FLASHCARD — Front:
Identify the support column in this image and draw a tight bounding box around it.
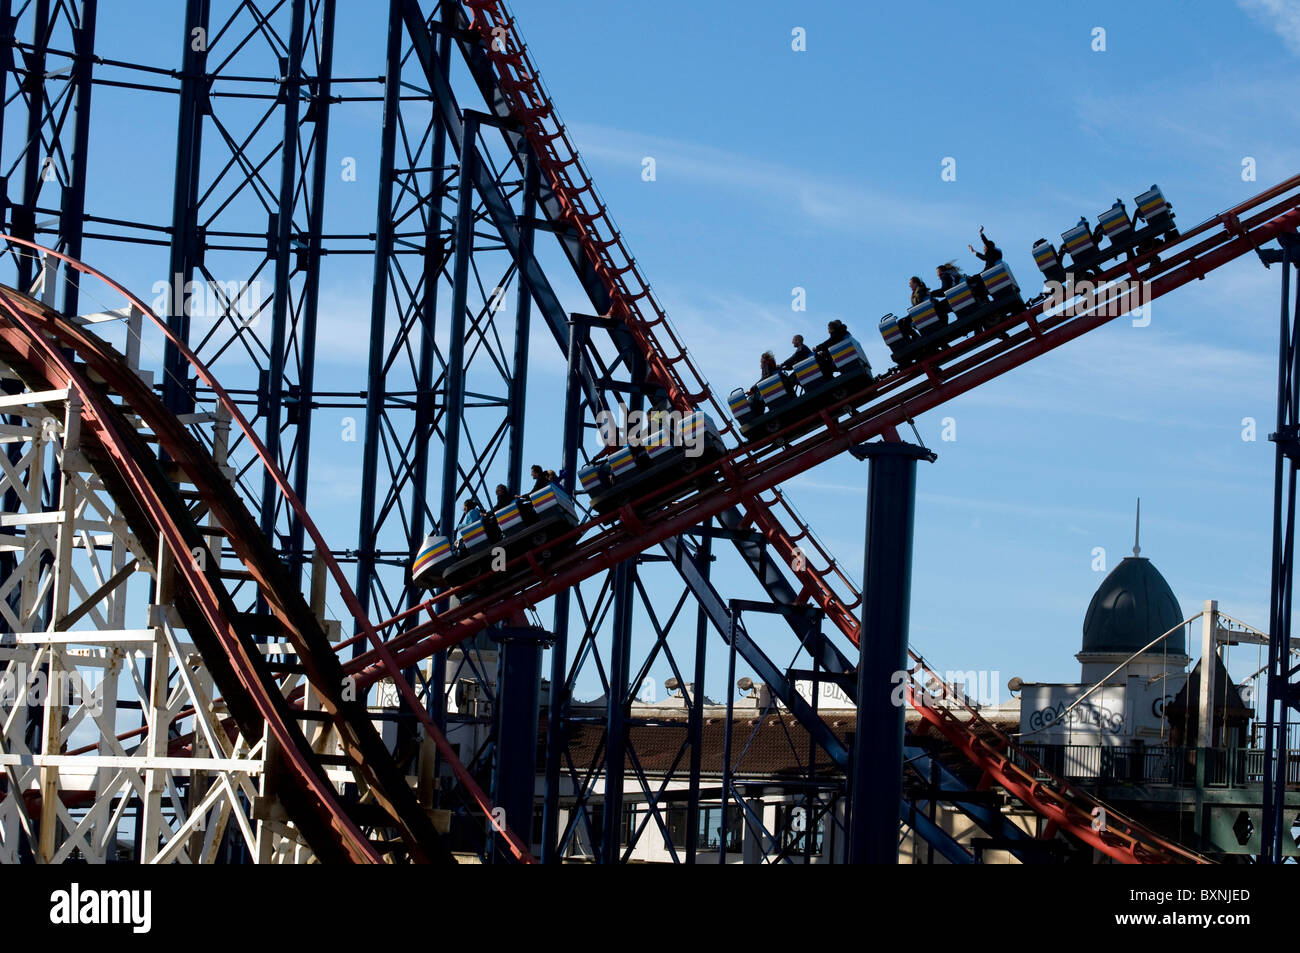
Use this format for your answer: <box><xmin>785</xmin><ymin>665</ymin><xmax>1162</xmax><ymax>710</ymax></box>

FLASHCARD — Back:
<box><xmin>258</xmin><ymin>0</ymin><xmax>306</xmax><ymax>553</ymax></box>
<box><xmin>505</xmin><ymin>152</ymin><xmax>538</xmax><ymax>493</ymax></box>
<box><xmin>162</xmin><ymin>0</ymin><xmax>210</xmax><ymax>415</ymax></box>
<box><xmin>1194</xmin><ymin>599</ymin><xmax>1217</xmax><ymax>843</ymax></box>
<box><xmin>491</xmin><ymin>625</ymin><xmax>547</xmax><ymax>862</ymax></box>
<box><xmin>684</xmin><ymin>521</ymin><xmax>710</xmax><ymax>863</ymax></box>
<box><xmin>847</xmin><ymin>441</ymin><xmax>934</xmax><ymax>864</ymax></box>
<box><xmin>1262</xmin><ymin>232</ymin><xmax>1300</xmax><ymax>864</ymax></box>
<box><xmin>540</xmin><ymin>314</ymin><xmax>589</xmax><ymax>863</ymax></box>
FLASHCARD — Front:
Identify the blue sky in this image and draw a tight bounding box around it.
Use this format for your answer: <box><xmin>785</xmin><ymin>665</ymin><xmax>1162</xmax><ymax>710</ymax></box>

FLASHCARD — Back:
<box><xmin>47</xmin><ymin>1</ymin><xmax>1300</xmax><ymax>704</ymax></box>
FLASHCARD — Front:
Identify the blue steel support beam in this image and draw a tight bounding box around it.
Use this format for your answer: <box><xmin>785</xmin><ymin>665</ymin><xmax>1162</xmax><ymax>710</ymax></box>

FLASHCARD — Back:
<box><xmin>683</xmin><ymin>523</ymin><xmax>710</xmax><ymax>863</ymax></box>
<box><xmin>404</xmin><ymin>2</ymin><xmax>453</xmax><ymax>618</ymax></box>
<box><xmin>354</xmin><ymin>0</ymin><xmax>404</xmax><ymax>634</ymax></box>
<box><xmin>162</xmin><ymin>0</ymin><xmax>210</xmax><ymax>416</ymax></box>
<box><xmin>434</xmin><ymin>0</ymin><xmax>852</xmax><ymax>673</ymax></box>
<box><xmin>259</xmin><ymin>0</ymin><xmax>306</xmax><ymax>553</ymax></box>
<box><xmin>718</xmin><ymin>618</ymin><xmax>738</xmax><ymax>864</ymax></box>
<box><xmin>56</xmin><ymin>0</ymin><xmax>95</xmax><ymax>319</ymax></box>
<box><xmin>12</xmin><ymin>0</ymin><xmax>47</xmax><ymax>290</ymax></box>
<box><xmin>540</xmin><ymin>312</ymin><xmax>592</xmax><ymax>863</ymax></box>
<box><xmin>600</xmin><ymin>342</ymin><xmax>644</xmax><ymax>864</ymax></box>
<box><xmin>602</xmin><ymin>555</ymin><xmax>634</xmax><ymax>864</ymax></box>
<box><xmin>491</xmin><ymin>625</ymin><xmax>546</xmax><ymax>863</ymax></box>
<box><xmin>284</xmin><ymin>0</ymin><xmax>336</xmax><ymax>577</ymax></box>
<box><xmin>901</xmin><ymin>797</ymin><xmax>974</xmax><ymax>865</ymax></box>
<box><xmin>505</xmin><ymin>151</ymin><xmax>537</xmax><ymax>493</ymax></box>
<box><xmin>437</xmin><ymin>107</ymin><xmax>476</xmax><ymax>574</ymax></box>
<box><xmin>398</xmin><ymin>0</ymin><xmax>603</xmax><ymax>414</ymax></box>
<box><xmin>903</xmin><ymin>745</ymin><xmax>1047</xmax><ymax>863</ymax></box>
<box><xmin>0</xmin><ymin>2</ymin><xmax>12</xmax><ymax>193</ymax></box>
<box><xmin>1262</xmin><ymin>232</ymin><xmax>1300</xmax><ymax>864</ymax></box>
<box><xmin>665</xmin><ymin>541</ymin><xmax>849</xmax><ymax>766</ymax></box>
<box><xmin>848</xmin><ymin>441</ymin><xmax>934</xmax><ymax>864</ymax></box>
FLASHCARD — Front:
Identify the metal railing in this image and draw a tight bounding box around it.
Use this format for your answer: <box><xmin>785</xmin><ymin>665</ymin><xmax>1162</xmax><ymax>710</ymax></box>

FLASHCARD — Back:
<box><xmin>1012</xmin><ymin>745</ymin><xmax>1298</xmax><ymax>788</ymax></box>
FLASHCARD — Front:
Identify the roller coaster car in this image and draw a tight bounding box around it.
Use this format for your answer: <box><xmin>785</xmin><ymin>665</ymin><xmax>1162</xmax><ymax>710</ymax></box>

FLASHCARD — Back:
<box><xmin>411</xmin><ymin>482</ymin><xmax>581</xmax><ymax>590</ymax></box>
<box><xmin>1034</xmin><ymin>184</ymin><xmax>1177</xmax><ymax>281</ymax></box>
<box><xmin>578</xmin><ymin>410</ymin><xmax>727</xmax><ymax>514</ymax></box>
<box><xmin>728</xmin><ymin>336</ymin><xmax>874</xmax><ymax>442</ymax></box>
<box><xmin>878</xmin><ymin>261</ymin><xmax>1024</xmax><ymax>365</ymax></box>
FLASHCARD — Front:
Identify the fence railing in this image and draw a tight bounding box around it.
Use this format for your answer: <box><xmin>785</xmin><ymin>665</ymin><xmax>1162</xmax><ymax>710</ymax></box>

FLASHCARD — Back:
<box><xmin>1010</xmin><ymin>745</ymin><xmax>1298</xmax><ymax>788</ymax></box>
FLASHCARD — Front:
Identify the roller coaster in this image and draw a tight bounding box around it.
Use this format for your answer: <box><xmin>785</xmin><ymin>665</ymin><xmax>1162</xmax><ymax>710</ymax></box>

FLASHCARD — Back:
<box><xmin>1</xmin><ymin>0</ymin><xmax>1297</xmax><ymax>865</ymax></box>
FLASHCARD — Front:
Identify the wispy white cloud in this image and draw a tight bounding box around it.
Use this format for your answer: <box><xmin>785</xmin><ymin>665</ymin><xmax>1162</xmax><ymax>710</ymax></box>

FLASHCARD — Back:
<box><xmin>1237</xmin><ymin>0</ymin><xmax>1300</xmax><ymax>55</ymax></box>
<box><xmin>1074</xmin><ymin>73</ymin><xmax>1300</xmax><ymax>176</ymax></box>
<box><xmin>567</xmin><ymin>120</ymin><xmax>975</xmax><ymax>237</ymax></box>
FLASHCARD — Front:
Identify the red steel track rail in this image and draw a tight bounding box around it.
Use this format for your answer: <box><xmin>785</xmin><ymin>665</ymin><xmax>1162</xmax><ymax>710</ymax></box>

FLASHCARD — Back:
<box><xmin>329</xmin><ymin>179</ymin><xmax>1297</xmax><ymax>861</ymax></box>
<box><xmin>357</xmin><ymin>36</ymin><xmax>1299</xmax><ymax>849</ymax></box>
<box><xmin>348</xmin><ymin>186</ymin><xmax>1300</xmax><ymax>682</ymax></box>
<box><xmin>0</xmin><ymin>238</ymin><xmax>535</xmax><ymax>863</ymax></box>
<box><xmin>459</xmin><ymin>0</ymin><xmax>863</xmax><ymax>632</ymax></box>
<box><xmin>906</xmin><ymin>658</ymin><xmax>1209</xmax><ymax>864</ymax></box>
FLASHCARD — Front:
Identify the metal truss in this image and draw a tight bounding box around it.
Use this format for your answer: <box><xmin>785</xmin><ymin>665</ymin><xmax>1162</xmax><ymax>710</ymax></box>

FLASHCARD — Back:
<box><xmin>0</xmin><ymin>0</ymin><xmax>1259</xmax><ymax>866</ymax></box>
<box><xmin>0</xmin><ymin>349</ymin><xmax>330</xmax><ymax>863</ymax></box>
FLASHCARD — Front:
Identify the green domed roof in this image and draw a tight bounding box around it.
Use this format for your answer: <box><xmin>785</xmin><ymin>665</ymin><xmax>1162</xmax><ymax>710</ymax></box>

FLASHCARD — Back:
<box><xmin>1081</xmin><ymin>556</ymin><xmax>1186</xmax><ymax>656</ymax></box>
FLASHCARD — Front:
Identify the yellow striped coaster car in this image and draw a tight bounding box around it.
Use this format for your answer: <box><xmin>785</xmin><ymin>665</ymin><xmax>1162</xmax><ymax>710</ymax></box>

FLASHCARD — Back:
<box><xmin>1060</xmin><ymin>222</ymin><xmax>1095</xmax><ymax>259</ymax></box>
<box><xmin>829</xmin><ymin>336</ymin><xmax>869</xmax><ymax>372</ymax></box>
<box><xmin>907</xmin><ymin>297</ymin><xmax>943</xmax><ymax>334</ymax></box>
<box><xmin>944</xmin><ymin>279</ymin><xmax>980</xmax><ymax>317</ymax></box>
<box><xmin>1134</xmin><ymin>184</ymin><xmax>1174</xmax><ymax>231</ymax></box>
<box><xmin>727</xmin><ymin>386</ymin><xmax>756</xmax><ymax>424</ymax></box>
<box><xmin>412</xmin><ymin>534</ymin><xmax>455</xmax><ymax>587</ymax></box>
<box><xmin>879</xmin><ymin>313</ymin><xmax>906</xmax><ymax>349</ymax></box>
<box><xmin>792</xmin><ymin>353</ymin><xmax>826</xmax><ymax>389</ymax></box>
<box><xmin>1098</xmin><ymin>200</ymin><xmax>1133</xmax><ymax>242</ymax></box>
<box><xmin>980</xmin><ymin>262</ymin><xmax>1019</xmax><ymax>299</ymax></box>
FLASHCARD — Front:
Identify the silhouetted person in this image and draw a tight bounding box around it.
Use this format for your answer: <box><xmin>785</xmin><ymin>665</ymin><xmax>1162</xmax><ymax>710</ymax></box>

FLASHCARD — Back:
<box><xmin>969</xmin><ymin>227</ymin><xmax>1002</xmax><ymax>270</ymax></box>
<box><xmin>780</xmin><ymin>334</ymin><xmax>812</xmax><ymax>370</ymax></box>
<box><xmin>494</xmin><ymin>483</ymin><xmax>512</xmax><ymax>509</ymax></box>
<box><xmin>747</xmin><ymin>351</ymin><xmax>779</xmax><ymax>411</ymax></box>
<box><xmin>530</xmin><ymin>464</ymin><xmax>547</xmax><ymax>491</ymax></box>
<box><xmin>936</xmin><ymin>263</ymin><xmax>964</xmax><ymax>292</ymax></box>
<box><xmin>817</xmin><ymin>320</ymin><xmax>849</xmax><ymax>351</ymax></box>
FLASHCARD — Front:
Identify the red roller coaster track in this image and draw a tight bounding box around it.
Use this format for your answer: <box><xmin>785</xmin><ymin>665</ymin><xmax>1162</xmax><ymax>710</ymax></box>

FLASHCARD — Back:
<box><xmin>6</xmin><ymin>0</ymin><xmax>1293</xmax><ymax>863</ymax></box>
<box><xmin>0</xmin><ymin>248</ymin><xmax>535</xmax><ymax>864</ymax></box>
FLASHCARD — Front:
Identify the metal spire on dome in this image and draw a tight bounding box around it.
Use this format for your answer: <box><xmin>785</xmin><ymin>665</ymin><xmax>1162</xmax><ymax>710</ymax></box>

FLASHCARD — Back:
<box><xmin>1133</xmin><ymin>497</ymin><xmax>1141</xmax><ymax>557</ymax></box>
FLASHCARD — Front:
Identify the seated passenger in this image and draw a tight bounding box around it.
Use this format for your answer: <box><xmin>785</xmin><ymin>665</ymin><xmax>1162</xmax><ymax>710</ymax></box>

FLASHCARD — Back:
<box><xmin>780</xmin><ymin>334</ymin><xmax>812</xmax><ymax>370</ymax></box>
<box><xmin>747</xmin><ymin>351</ymin><xmax>779</xmax><ymax>412</ymax></box>
<box><xmin>936</xmin><ymin>262</ymin><xmax>964</xmax><ymax>292</ymax></box>
<box><xmin>909</xmin><ymin>276</ymin><xmax>930</xmax><ymax>307</ymax></box>
<box><xmin>813</xmin><ymin>321</ymin><xmax>851</xmax><ymax>374</ymax></box>
<box><xmin>969</xmin><ymin>227</ymin><xmax>1001</xmax><ymax>269</ymax></box>
<box><xmin>494</xmin><ymin>483</ymin><xmax>513</xmax><ymax>509</ymax></box>
<box><xmin>530</xmin><ymin>464</ymin><xmax>548</xmax><ymax>491</ymax></box>
<box><xmin>457</xmin><ymin>498</ymin><xmax>481</xmax><ymax>531</ymax></box>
